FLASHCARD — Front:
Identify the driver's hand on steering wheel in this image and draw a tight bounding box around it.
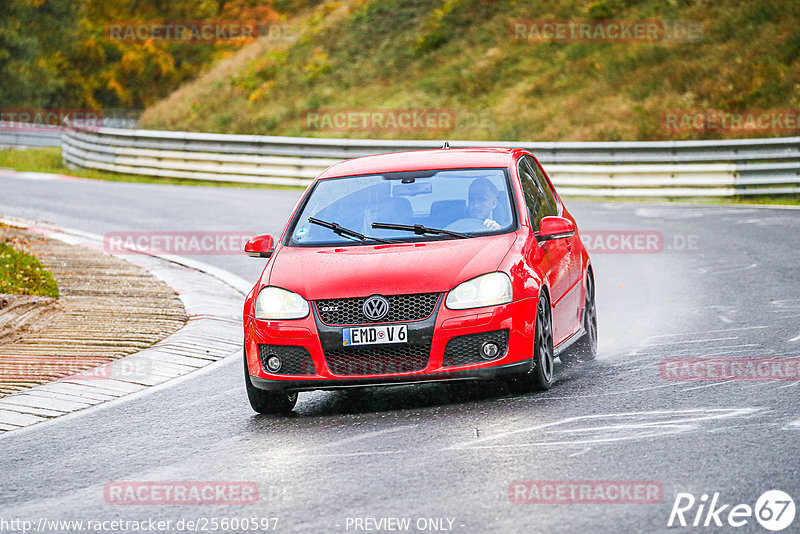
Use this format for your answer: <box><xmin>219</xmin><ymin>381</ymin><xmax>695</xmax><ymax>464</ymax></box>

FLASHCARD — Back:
<box><xmin>483</xmin><ymin>218</ymin><xmax>501</xmax><ymax>231</ymax></box>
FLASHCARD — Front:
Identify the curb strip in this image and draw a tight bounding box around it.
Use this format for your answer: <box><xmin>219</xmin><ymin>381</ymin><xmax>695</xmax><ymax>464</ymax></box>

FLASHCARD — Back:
<box><xmin>0</xmin><ymin>216</ymin><xmax>250</xmax><ymax>433</ymax></box>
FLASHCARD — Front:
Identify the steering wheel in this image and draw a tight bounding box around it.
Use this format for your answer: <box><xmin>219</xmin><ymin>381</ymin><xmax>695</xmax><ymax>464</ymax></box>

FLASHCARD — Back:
<box><xmin>445</xmin><ymin>218</ymin><xmax>489</xmax><ymax>233</ymax></box>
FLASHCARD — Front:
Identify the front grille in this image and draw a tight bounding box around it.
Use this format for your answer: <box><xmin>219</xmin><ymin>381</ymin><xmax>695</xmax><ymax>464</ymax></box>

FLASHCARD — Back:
<box><xmin>443</xmin><ymin>330</ymin><xmax>509</xmax><ymax>367</ymax></box>
<box><xmin>258</xmin><ymin>344</ymin><xmax>316</xmax><ymax>375</ymax></box>
<box><xmin>323</xmin><ymin>344</ymin><xmax>430</xmax><ymax>376</ymax></box>
<box><xmin>315</xmin><ymin>293</ymin><xmax>440</xmax><ymax>325</ymax></box>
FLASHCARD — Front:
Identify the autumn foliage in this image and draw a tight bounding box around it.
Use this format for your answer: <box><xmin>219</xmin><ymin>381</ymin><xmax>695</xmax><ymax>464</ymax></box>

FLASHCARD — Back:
<box><xmin>0</xmin><ymin>0</ymin><xmax>314</xmax><ymax>112</ymax></box>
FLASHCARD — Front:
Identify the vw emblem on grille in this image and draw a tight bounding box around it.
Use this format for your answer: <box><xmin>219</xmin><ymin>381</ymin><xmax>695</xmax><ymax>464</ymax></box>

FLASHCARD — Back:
<box><xmin>362</xmin><ymin>295</ymin><xmax>390</xmax><ymax>321</ymax></box>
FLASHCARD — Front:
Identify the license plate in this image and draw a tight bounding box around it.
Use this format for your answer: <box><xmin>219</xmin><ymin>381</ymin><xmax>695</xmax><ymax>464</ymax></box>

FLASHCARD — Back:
<box><xmin>343</xmin><ymin>325</ymin><xmax>408</xmax><ymax>346</ymax></box>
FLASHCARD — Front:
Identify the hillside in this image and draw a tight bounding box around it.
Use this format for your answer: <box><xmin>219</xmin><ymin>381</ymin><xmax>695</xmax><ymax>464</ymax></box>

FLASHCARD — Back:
<box><xmin>139</xmin><ymin>0</ymin><xmax>800</xmax><ymax>141</ymax></box>
<box><xmin>0</xmin><ymin>0</ymin><xmax>321</xmax><ymax>111</ymax></box>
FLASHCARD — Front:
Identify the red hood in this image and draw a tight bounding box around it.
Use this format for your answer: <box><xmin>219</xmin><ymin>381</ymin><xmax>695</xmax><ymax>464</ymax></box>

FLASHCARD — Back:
<box><xmin>265</xmin><ymin>234</ymin><xmax>517</xmax><ymax>300</ymax></box>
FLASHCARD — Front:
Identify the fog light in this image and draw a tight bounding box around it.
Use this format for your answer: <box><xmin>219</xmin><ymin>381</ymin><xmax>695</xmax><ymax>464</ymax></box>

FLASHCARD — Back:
<box><xmin>481</xmin><ymin>342</ymin><xmax>499</xmax><ymax>360</ymax></box>
<box><xmin>266</xmin><ymin>355</ymin><xmax>282</xmax><ymax>372</ymax></box>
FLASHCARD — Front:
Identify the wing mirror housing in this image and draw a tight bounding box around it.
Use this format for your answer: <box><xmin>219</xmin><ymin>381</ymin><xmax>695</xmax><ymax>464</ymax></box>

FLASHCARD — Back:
<box><xmin>244</xmin><ymin>234</ymin><xmax>274</xmax><ymax>258</ymax></box>
<box><xmin>537</xmin><ymin>216</ymin><xmax>576</xmax><ymax>241</ymax></box>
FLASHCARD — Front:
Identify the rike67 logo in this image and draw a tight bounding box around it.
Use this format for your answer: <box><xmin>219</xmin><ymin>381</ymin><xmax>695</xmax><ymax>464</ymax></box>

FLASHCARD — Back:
<box><xmin>668</xmin><ymin>490</ymin><xmax>796</xmax><ymax>531</ymax></box>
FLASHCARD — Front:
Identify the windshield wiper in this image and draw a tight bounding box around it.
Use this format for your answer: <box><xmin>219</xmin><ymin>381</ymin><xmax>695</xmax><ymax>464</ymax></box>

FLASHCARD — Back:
<box><xmin>371</xmin><ymin>222</ymin><xmax>471</xmax><ymax>239</ymax></box>
<box><xmin>308</xmin><ymin>217</ymin><xmax>398</xmax><ymax>244</ymax></box>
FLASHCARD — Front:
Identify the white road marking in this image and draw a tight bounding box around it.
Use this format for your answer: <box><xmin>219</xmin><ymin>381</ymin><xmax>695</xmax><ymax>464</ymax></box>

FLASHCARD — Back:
<box><xmin>0</xmin><ymin>170</ymin><xmax>62</xmax><ymax>181</ymax></box>
<box><xmin>445</xmin><ymin>408</ymin><xmax>760</xmax><ymax>450</ymax></box>
<box><xmin>449</xmin><ymin>433</ymin><xmax>681</xmax><ymax>449</ymax></box>
<box><xmin>667</xmin><ymin>344</ymin><xmax>760</xmax><ymax>355</ymax></box>
<box><xmin>696</xmin><ymin>263</ymin><xmax>758</xmax><ymax>275</ymax></box>
<box><xmin>738</xmin><ymin>382</ymin><xmax>772</xmax><ymax>390</ymax></box>
<box><xmin>718</xmin><ymin>316</ymin><xmax>733</xmax><ymax>323</ymax></box>
<box><xmin>539</xmin><ymin>382</ymin><xmax>683</xmax><ymax>399</ymax></box>
<box><xmin>681</xmin><ymin>381</ymin><xmax>737</xmax><ymax>392</ymax></box>
<box><xmin>769</xmin><ymin>298</ymin><xmax>800</xmax><ymax>308</ymax></box>
<box><xmin>568</xmin><ymin>447</ymin><xmax>592</xmax><ymax>458</ymax></box>
<box><xmin>777</xmin><ymin>382</ymin><xmax>800</xmax><ymax>389</ymax></box>
<box><xmin>312</xmin><ymin>425</ymin><xmax>418</xmax><ymax>450</ymax></box>
<box><xmin>789</xmin><ymin>333</ymin><xmax>800</xmax><ymax>342</ymax></box>
<box><xmin>784</xmin><ymin>418</ymin><xmax>800</xmax><ymax>430</ymax></box>
<box><xmin>694</xmin><ymin>347</ymin><xmax>762</xmax><ymax>357</ymax></box>
<box><xmin>647</xmin><ymin>326</ymin><xmax>769</xmax><ymax>339</ymax></box>
<box><xmin>707</xmin><ymin>422</ymin><xmax>775</xmax><ymax>434</ymax></box>
<box><xmin>305</xmin><ymin>450</ymin><xmax>409</xmax><ymax>458</ymax></box>
<box><xmin>642</xmin><ymin>337</ymin><xmax>739</xmax><ymax>347</ymax></box>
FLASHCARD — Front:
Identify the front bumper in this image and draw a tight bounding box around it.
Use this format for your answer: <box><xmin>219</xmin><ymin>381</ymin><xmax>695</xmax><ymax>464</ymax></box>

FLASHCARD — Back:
<box><xmin>244</xmin><ymin>297</ymin><xmax>536</xmax><ymax>392</ymax></box>
<box><xmin>250</xmin><ymin>359</ymin><xmax>533</xmax><ymax>392</ymax></box>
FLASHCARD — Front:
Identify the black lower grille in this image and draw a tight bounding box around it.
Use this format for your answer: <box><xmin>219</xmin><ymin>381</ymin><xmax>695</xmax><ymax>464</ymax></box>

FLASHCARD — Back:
<box><xmin>258</xmin><ymin>344</ymin><xmax>316</xmax><ymax>375</ymax></box>
<box><xmin>443</xmin><ymin>330</ymin><xmax>509</xmax><ymax>367</ymax></box>
<box><xmin>316</xmin><ymin>293</ymin><xmax>440</xmax><ymax>325</ymax></box>
<box><xmin>324</xmin><ymin>344</ymin><xmax>430</xmax><ymax>376</ymax></box>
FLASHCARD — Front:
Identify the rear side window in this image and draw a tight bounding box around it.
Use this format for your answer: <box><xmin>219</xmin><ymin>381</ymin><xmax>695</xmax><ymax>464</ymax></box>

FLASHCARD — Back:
<box><xmin>518</xmin><ymin>157</ymin><xmax>556</xmax><ymax>230</ymax></box>
<box><xmin>529</xmin><ymin>158</ymin><xmax>559</xmax><ymax>215</ymax></box>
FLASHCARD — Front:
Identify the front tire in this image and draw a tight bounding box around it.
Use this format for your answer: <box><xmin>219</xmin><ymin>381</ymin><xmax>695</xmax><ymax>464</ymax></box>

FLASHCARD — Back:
<box><xmin>530</xmin><ymin>294</ymin><xmax>556</xmax><ymax>390</ymax></box>
<box><xmin>507</xmin><ymin>294</ymin><xmax>555</xmax><ymax>393</ymax></box>
<box><xmin>243</xmin><ymin>347</ymin><xmax>298</xmax><ymax>414</ymax></box>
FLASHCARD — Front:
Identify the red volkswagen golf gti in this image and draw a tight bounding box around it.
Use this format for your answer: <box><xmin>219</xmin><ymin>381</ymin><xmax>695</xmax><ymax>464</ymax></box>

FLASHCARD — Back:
<box><xmin>243</xmin><ymin>148</ymin><xmax>596</xmax><ymax>413</ymax></box>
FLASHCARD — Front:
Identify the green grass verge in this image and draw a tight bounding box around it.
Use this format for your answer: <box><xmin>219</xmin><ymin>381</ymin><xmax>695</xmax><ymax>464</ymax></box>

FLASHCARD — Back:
<box><xmin>0</xmin><ymin>147</ymin><xmax>305</xmax><ymax>190</ymax></box>
<box><xmin>0</xmin><ymin>237</ymin><xmax>59</xmax><ymax>298</ymax></box>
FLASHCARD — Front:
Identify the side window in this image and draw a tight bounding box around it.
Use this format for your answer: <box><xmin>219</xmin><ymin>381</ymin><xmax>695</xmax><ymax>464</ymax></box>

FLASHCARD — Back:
<box><xmin>518</xmin><ymin>157</ymin><xmax>548</xmax><ymax>230</ymax></box>
<box><xmin>530</xmin><ymin>159</ymin><xmax>559</xmax><ymax>216</ymax></box>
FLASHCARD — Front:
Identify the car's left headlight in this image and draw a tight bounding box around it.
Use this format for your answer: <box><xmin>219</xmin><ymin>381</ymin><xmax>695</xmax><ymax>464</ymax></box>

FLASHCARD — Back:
<box><xmin>445</xmin><ymin>272</ymin><xmax>512</xmax><ymax>310</ymax></box>
<box><xmin>255</xmin><ymin>287</ymin><xmax>309</xmax><ymax>319</ymax></box>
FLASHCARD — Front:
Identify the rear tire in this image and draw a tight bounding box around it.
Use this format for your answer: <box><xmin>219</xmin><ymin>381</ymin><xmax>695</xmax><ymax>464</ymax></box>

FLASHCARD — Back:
<box><xmin>562</xmin><ymin>272</ymin><xmax>597</xmax><ymax>366</ymax></box>
<box><xmin>243</xmin><ymin>347</ymin><xmax>298</xmax><ymax>414</ymax></box>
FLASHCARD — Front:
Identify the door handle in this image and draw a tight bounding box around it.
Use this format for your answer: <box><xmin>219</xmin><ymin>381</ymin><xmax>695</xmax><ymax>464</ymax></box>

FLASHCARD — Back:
<box><xmin>566</xmin><ymin>240</ymin><xmax>572</xmax><ymax>250</ymax></box>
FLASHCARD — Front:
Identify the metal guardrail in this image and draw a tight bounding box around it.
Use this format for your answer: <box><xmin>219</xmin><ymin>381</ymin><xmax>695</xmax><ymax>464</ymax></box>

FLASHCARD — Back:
<box><xmin>0</xmin><ymin>128</ymin><xmax>63</xmax><ymax>149</ymax></box>
<box><xmin>60</xmin><ymin>124</ymin><xmax>800</xmax><ymax>196</ymax></box>
<box><xmin>1</xmin><ymin>115</ymin><xmax>138</xmax><ymax>149</ymax></box>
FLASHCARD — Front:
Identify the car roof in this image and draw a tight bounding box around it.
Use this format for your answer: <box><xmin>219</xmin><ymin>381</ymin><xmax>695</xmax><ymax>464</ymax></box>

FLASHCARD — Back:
<box><xmin>317</xmin><ymin>147</ymin><xmax>527</xmax><ymax>179</ymax></box>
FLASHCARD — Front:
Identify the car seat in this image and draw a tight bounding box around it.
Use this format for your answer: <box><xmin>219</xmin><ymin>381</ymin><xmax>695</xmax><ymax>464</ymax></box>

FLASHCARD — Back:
<box><xmin>363</xmin><ymin>197</ymin><xmax>413</xmax><ymax>236</ymax></box>
<box><xmin>428</xmin><ymin>199</ymin><xmax>467</xmax><ymax>228</ymax></box>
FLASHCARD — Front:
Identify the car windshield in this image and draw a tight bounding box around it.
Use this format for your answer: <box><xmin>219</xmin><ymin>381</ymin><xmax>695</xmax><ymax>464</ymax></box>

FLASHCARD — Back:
<box><xmin>288</xmin><ymin>168</ymin><xmax>515</xmax><ymax>246</ymax></box>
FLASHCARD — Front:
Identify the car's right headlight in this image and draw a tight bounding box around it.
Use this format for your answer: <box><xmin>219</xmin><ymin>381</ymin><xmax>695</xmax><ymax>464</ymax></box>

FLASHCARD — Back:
<box><xmin>445</xmin><ymin>272</ymin><xmax>513</xmax><ymax>310</ymax></box>
<box><xmin>255</xmin><ymin>287</ymin><xmax>309</xmax><ymax>319</ymax></box>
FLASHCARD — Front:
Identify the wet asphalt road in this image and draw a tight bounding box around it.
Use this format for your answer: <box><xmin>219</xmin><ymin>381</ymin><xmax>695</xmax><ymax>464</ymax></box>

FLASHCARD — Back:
<box><xmin>0</xmin><ymin>174</ymin><xmax>798</xmax><ymax>534</ymax></box>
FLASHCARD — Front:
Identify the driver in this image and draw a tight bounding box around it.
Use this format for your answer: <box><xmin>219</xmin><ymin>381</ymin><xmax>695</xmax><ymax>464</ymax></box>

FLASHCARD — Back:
<box><xmin>468</xmin><ymin>177</ymin><xmax>502</xmax><ymax>231</ymax></box>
